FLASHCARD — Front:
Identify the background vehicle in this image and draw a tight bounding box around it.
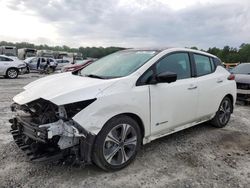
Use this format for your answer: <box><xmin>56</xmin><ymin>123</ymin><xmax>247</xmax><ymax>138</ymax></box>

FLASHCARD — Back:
<box><xmin>18</xmin><ymin>48</ymin><xmax>37</xmax><ymax>60</ymax></box>
<box><xmin>24</xmin><ymin>57</ymin><xmax>57</xmax><ymax>73</ymax></box>
<box><xmin>55</xmin><ymin>59</ymin><xmax>70</xmax><ymax>70</ymax></box>
<box><xmin>231</xmin><ymin>63</ymin><xmax>250</xmax><ymax>104</ymax></box>
<box><xmin>73</xmin><ymin>53</ymin><xmax>84</xmax><ymax>62</ymax></box>
<box><xmin>53</xmin><ymin>51</ymin><xmax>74</xmax><ymax>63</ymax></box>
<box><xmin>10</xmin><ymin>48</ymin><xmax>236</xmax><ymax>171</ymax></box>
<box><xmin>0</xmin><ymin>46</ymin><xmax>17</xmax><ymax>57</ymax></box>
<box><xmin>223</xmin><ymin>62</ymin><xmax>239</xmax><ymax>72</ymax></box>
<box><xmin>37</xmin><ymin>50</ymin><xmax>54</xmax><ymax>58</ymax></box>
<box><xmin>0</xmin><ymin>55</ymin><xmax>26</xmax><ymax>78</ymax></box>
<box><xmin>61</xmin><ymin>59</ymin><xmax>93</xmax><ymax>72</ymax></box>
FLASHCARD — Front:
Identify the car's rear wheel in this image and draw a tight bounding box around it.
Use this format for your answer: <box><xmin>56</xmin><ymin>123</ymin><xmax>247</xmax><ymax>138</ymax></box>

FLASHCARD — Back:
<box><xmin>211</xmin><ymin>96</ymin><xmax>233</xmax><ymax>128</ymax></box>
<box><xmin>6</xmin><ymin>68</ymin><xmax>18</xmax><ymax>79</ymax></box>
<box><xmin>93</xmin><ymin>115</ymin><xmax>141</xmax><ymax>171</ymax></box>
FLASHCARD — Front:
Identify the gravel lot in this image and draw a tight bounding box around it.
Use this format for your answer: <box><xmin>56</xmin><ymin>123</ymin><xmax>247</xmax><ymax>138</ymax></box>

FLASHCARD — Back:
<box><xmin>0</xmin><ymin>73</ymin><xmax>249</xmax><ymax>188</ymax></box>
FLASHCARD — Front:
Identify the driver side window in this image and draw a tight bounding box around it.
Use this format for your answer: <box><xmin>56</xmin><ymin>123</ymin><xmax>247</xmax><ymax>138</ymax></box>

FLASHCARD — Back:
<box><xmin>156</xmin><ymin>53</ymin><xmax>191</xmax><ymax>80</ymax></box>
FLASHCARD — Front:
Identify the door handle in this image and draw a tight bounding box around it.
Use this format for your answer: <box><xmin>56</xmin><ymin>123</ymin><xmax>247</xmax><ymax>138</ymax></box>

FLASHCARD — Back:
<box><xmin>217</xmin><ymin>79</ymin><xmax>223</xmax><ymax>83</ymax></box>
<box><xmin>188</xmin><ymin>85</ymin><xmax>197</xmax><ymax>90</ymax></box>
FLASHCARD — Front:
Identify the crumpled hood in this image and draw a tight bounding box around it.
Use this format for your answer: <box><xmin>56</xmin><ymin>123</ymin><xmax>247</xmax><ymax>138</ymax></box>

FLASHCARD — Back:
<box><xmin>13</xmin><ymin>73</ymin><xmax>117</xmax><ymax>105</ymax></box>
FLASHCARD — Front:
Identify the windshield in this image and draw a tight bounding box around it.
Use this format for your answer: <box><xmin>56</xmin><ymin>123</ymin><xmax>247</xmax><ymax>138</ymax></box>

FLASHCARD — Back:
<box><xmin>80</xmin><ymin>50</ymin><xmax>158</xmax><ymax>78</ymax></box>
<box><xmin>231</xmin><ymin>64</ymin><xmax>250</xmax><ymax>74</ymax></box>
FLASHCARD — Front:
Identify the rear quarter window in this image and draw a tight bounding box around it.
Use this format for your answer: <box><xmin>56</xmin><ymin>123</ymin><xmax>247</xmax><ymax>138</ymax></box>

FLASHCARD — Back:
<box><xmin>210</xmin><ymin>57</ymin><xmax>215</xmax><ymax>71</ymax></box>
<box><xmin>213</xmin><ymin>58</ymin><xmax>222</xmax><ymax>68</ymax></box>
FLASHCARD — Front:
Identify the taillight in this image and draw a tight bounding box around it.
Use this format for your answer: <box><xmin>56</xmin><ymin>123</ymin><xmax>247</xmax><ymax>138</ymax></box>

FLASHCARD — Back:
<box><xmin>227</xmin><ymin>74</ymin><xmax>235</xmax><ymax>80</ymax></box>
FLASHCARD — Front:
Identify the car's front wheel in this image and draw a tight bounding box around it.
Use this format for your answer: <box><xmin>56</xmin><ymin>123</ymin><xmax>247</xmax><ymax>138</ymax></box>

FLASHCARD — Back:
<box><xmin>6</xmin><ymin>68</ymin><xmax>18</xmax><ymax>79</ymax></box>
<box><xmin>211</xmin><ymin>96</ymin><xmax>233</xmax><ymax>128</ymax></box>
<box><xmin>93</xmin><ymin>115</ymin><xmax>141</xmax><ymax>171</ymax></box>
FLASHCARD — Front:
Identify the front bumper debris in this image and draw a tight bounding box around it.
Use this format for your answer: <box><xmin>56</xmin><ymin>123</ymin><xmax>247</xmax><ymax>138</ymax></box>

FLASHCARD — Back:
<box><xmin>9</xmin><ymin>116</ymin><xmax>96</xmax><ymax>164</ymax></box>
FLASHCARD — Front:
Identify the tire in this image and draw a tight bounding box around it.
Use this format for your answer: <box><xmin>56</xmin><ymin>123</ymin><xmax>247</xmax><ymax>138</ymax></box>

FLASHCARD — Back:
<box><xmin>6</xmin><ymin>68</ymin><xmax>18</xmax><ymax>79</ymax></box>
<box><xmin>211</xmin><ymin>97</ymin><xmax>233</xmax><ymax>128</ymax></box>
<box><xmin>93</xmin><ymin>115</ymin><xmax>142</xmax><ymax>171</ymax></box>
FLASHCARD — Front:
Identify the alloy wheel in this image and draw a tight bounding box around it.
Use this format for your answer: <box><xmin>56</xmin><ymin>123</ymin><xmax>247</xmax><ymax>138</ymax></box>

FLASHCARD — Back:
<box><xmin>103</xmin><ymin>124</ymin><xmax>137</xmax><ymax>166</ymax></box>
<box><xmin>218</xmin><ymin>99</ymin><xmax>231</xmax><ymax>125</ymax></box>
<box><xmin>8</xmin><ymin>69</ymin><xmax>18</xmax><ymax>78</ymax></box>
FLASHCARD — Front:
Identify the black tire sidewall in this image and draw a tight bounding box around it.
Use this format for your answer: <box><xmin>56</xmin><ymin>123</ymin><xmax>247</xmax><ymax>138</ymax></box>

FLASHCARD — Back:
<box><xmin>93</xmin><ymin>115</ymin><xmax>142</xmax><ymax>171</ymax></box>
<box><xmin>213</xmin><ymin>97</ymin><xmax>232</xmax><ymax>128</ymax></box>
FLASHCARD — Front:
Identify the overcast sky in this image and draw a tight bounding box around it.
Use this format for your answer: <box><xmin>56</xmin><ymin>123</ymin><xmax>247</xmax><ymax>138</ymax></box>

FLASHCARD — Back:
<box><xmin>0</xmin><ymin>0</ymin><xmax>249</xmax><ymax>49</ymax></box>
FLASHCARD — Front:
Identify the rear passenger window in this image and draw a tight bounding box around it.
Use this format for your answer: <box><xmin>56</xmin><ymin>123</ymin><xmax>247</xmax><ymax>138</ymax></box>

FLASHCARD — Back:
<box><xmin>194</xmin><ymin>54</ymin><xmax>212</xmax><ymax>76</ymax></box>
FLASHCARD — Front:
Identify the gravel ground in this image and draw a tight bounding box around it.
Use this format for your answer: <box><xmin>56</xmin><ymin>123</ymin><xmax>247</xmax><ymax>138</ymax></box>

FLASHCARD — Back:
<box><xmin>0</xmin><ymin>73</ymin><xmax>249</xmax><ymax>188</ymax></box>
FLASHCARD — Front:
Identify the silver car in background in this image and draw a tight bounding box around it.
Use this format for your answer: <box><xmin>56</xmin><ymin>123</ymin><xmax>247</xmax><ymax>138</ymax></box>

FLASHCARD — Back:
<box><xmin>0</xmin><ymin>55</ymin><xmax>26</xmax><ymax>78</ymax></box>
<box><xmin>24</xmin><ymin>57</ymin><xmax>58</xmax><ymax>73</ymax></box>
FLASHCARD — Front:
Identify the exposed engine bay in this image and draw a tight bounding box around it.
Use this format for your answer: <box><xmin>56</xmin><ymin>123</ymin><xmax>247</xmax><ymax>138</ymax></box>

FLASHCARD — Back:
<box><xmin>9</xmin><ymin>98</ymin><xmax>95</xmax><ymax>164</ymax></box>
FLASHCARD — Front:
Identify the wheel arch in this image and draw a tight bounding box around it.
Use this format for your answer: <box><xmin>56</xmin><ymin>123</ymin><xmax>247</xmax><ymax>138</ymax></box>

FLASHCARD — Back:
<box><xmin>6</xmin><ymin>67</ymin><xmax>19</xmax><ymax>74</ymax></box>
<box><xmin>103</xmin><ymin>112</ymin><xmax>145</xmax><ymax>142</ymax></box>
<box><xmin>224</xmin><ymin>94</ymin><xmax>234</xmax><ymax>112</ymax></box>
<box><xmin>5</xmin><ymin>67</ymin><xmax>19</xmax><ymax>78</ymax></box>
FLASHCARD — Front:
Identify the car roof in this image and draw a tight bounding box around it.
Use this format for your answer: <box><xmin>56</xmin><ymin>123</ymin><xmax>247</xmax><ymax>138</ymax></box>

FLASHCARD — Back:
<box><xmin>121</xmin><ymin>47</ymin><xmax>217</xmax><ymax>58</ymax></box>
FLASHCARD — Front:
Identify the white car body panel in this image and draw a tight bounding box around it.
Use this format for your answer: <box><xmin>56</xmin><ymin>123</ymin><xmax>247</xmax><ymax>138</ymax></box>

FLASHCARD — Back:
<box><xmin>14</xmin><ymin>72</ymin><xmax>119</xmax><ymax>105</ymax></box>
<box><xmin>196</xmin><ymin>66</ymin><xmax>236</xmax><ymax>119</ymax></box>
<box><xmin>72</xmin><ymin>75</ymin><xmax>151</xmax><ymax>138</ymax></box>
<box><xmin>12</xmin><ymin>48</ymin><xmax>237</xmax><ymax>145</ymax></box>
<box><xmin>149</xmin><ymin>77</ymin><xmax>198</xmax><ymax>136</ymax></box>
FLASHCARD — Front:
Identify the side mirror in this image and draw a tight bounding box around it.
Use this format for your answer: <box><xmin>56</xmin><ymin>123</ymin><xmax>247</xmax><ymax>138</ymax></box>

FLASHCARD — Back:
<box><xmin>155</xmin><ymin>71</ymin><xmax>177</xmax><ymax>83</ymax></box>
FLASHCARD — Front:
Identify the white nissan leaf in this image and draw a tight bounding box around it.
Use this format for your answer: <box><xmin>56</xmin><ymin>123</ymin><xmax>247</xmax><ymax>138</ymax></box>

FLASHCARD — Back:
<box><xmin>10</xmin><ymin>48</ymin><xmax>236</xmax><ymax>171</ymax></box>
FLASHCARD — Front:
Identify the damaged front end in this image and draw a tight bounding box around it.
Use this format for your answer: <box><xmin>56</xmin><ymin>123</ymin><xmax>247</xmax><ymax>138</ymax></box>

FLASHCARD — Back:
<box><xmin>9</xmin><ymin>98</ymin><xmax>95</xmax><ymax>164</ymax></box>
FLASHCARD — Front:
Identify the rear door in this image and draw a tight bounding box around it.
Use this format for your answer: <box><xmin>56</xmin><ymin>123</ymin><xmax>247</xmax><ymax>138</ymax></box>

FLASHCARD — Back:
<box><xmin>192</xmin><ymin>53</ymin><xmax>223</xmax><ymax>119</ymax></box>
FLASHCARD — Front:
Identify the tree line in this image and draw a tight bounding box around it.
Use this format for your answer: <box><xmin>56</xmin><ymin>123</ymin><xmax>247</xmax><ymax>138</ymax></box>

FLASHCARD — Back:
<box><xmin>1</xmin><ymin>41</ymin><xmax>250</xmax><ymax>62</ymax></box>
<box><xmin>191</xmin><ymin>43</ymin><xmax>250</xmax><ymax>63</ymax></box>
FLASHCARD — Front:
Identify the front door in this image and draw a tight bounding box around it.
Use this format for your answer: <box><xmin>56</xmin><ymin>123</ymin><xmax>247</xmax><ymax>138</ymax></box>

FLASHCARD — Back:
<box><xmin>150</xmin><ymin>52</ymin><xmax>198</xmax><ymax>136</ymax></box>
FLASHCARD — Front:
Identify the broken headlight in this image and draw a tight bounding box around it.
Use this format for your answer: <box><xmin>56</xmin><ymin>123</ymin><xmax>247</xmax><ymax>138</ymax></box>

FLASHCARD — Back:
<box><xmin>64</xmin><ymin>98</ymin><xmax>96</xmax><ymax>118</ymax></box>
